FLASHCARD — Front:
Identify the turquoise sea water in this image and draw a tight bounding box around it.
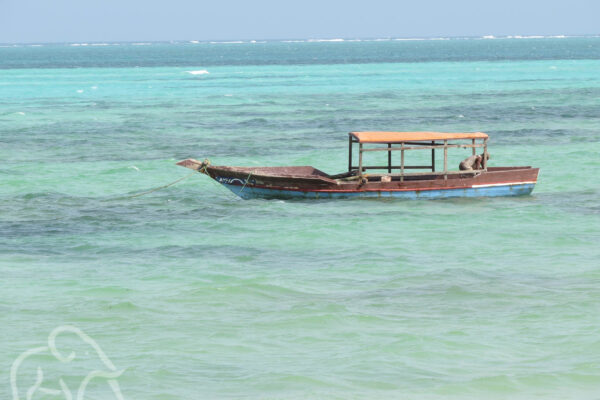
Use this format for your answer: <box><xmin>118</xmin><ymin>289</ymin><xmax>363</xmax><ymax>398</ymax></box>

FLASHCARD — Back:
<box><xmin>1</xmin><ymin>38</ymin><xmax>600</xmax><ymax>399</ymax></box>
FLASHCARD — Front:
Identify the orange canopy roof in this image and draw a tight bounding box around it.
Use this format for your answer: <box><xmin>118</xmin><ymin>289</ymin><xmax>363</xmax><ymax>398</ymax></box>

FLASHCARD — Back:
<box><xmin>350</xmin><ymin>131</ymin><xmax>488</xmax><ymax>143</ymax></box>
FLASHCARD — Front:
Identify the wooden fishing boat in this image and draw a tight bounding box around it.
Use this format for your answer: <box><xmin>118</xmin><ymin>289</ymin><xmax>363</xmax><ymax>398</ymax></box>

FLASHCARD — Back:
<box><xmin>177</xmin><ymin>131</ymin><xmax>539</xmax><ymax>199</ymax></box>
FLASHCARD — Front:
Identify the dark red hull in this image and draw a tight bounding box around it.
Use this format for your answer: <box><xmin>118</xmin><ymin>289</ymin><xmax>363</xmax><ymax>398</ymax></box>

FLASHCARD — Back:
<box><xmin>177</xmin><ymin>159</ymin><xmax>539</xmax><ymax>200</ymax></box>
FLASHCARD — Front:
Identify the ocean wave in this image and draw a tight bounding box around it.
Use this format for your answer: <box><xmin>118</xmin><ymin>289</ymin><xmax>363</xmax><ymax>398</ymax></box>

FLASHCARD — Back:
<box><xmin>189</xmin><ymin>40</ymin><xmax>200</xmax><ymax>44</ymax></box>
<box><xmin>132</xmin><ymin>42</ymin><xmax>152</xmax><ymax>46</ymax></box>
<box><xmin>70</xmin><ymin>43</ymin><xmax>89</xmax><ymax>46</ymax></box>
<box><xmin>186</xmin><ymin>70</ymin><xmax>209</xmax><ymax>75</ymax></box>
<box><xmin>307</xmin><ymin>38</ymin><xmax>344</xmax><ymax>42</ymax></box>
<box><xmin>91</xmin><ymin>43</ymin><xmax>110</xmax><ymax>46</ymax></box>
<box><xmin>506</xmin><ymin>35</ymin><xmax>568</xmax><ymax>39</ymax></box>
<box><xmin>209</xmin><ymin>41</ymin><xmax>244</xmax><ymax>44</ymax></box>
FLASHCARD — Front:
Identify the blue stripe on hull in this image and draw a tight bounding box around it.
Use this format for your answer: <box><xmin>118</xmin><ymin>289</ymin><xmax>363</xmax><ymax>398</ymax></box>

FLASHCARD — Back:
<box><xmin>220</xmin><ymin>183</ymin><xmax>535</xmax><ymax>200</ymax></box>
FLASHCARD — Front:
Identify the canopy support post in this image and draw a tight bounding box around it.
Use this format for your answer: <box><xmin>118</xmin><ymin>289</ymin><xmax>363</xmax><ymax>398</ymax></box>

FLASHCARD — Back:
<box><xmin>443</xmin><ymin>140</ymin><xmax>448</xmax><ymax>181</ymax></box>
<box><xmin>431</xmin><ymin>141</ymin><xmax>435</xmax><ymax>172</ymax></box>
<box><xmin>358</xmin><ymin>143</ymin><xmax>363</xmax><ymax>178</ymax></box>
<box><xmin>400</xmin><ymin>143</ymin><xmax>405</xmax><ymax>182</ymax></box>
<box><xmin>483</xmin><ymin>138</ymin><xmax>488</xmax><ymax>171</ymax></box>
<box><xmin>472</xmin><ymin>139</ymin><xmax>476</xmax><ymax>156</ymax></box>
<box><xmin>348</xmin><ymin>136</ymin><xmax>353</xmax><ymax>172</ymax></box>
<box><xmin>387</xmin><ymin>143</ymin><xmax>392</xmax><ymax>173</ymax></box>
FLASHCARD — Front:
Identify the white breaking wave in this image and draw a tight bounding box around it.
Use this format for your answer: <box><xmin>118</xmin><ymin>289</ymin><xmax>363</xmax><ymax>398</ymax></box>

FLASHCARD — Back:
<box><xmin>186</xmin><ymin>70</ymin><xmax>209</xmax><ymax>75</ymax></box>
<box><xmin>307</xmin><ymin>38</ymin><xmax>344</xmax><ymax>42</ymax></box>
<box><xmin>209</xmin><ymin>41</ymin><xmax>244</xmax><ymax>44</ymax></box>
<box><xmin>91</xmin><ymin>43</ymin><xmax>110</xmax><ymax>46</ymax></box>
<box><xmin>189</xmin><ymin>40</ymin><xmax>200</xmax><ymax>44</ymax></box>
<box><xmin>132</xmin><ymin>42</ymin><xmax>151</xmax><ymax>46</ymax></box>
<box><xmin>507</xmin><ymin>35</ymin><xmax>549</xmax><ymax>39</ymax></box>
<box><xmin>70</xmin><ymin>43</ymin><xmax>89</xmax><ymax>46</ymax></box>
<box><xmin>482</xmin><ymin>35</ymin><xmax>496</xmax><ymax>39</ymax></box>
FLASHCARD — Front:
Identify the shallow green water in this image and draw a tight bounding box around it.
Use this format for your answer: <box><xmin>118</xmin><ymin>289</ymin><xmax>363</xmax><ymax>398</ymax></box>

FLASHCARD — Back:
<box><xmin>1</xmin><ymin>40</ymin><xmax>600</xmax><ymax>399</ymax></box>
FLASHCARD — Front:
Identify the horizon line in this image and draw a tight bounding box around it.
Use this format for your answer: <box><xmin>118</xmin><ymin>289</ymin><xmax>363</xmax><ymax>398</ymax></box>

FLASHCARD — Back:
<box><xmin>2</xmin><ymin>33</ymin><xmax>600</xmax><ymax>46</ymax></box>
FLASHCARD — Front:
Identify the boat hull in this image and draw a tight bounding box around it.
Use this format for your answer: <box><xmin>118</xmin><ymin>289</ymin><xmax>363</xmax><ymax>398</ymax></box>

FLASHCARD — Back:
<box><xmin>176</xmin><ymin>159</ymin><xmax>539</xmax><ymax>200</ymax></box>
<box><xmin>221</xmin><ymin>182</ymin><xmax>536</xmax><ymax>200</ymax></box>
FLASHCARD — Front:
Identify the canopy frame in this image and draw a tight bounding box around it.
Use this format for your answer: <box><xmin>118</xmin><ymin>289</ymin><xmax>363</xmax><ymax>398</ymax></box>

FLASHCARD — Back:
<box><xmin>348</xmin><ymin>132</ymin><xmax>489</xmax><ymax>181</ymax></box>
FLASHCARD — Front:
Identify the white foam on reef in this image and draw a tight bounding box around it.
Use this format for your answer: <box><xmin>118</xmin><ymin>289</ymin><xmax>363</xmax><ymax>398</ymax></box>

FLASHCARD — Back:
<box><xmin>91</xmin><ymin>43</ymin><xmax>110</xmax><ymax>46</ymax></box>
<box><xmin>209</xmin><ymin>41</ymin><xmax>244</xmax><ymax>44</ymax></box>
<box><xmin>91</xmin><ymin>86</ymin><xmax>98</xmax><ymax>89</ymax></box>
<box><xmin>76</xmin><ymin>89</ymin><xmax>84</xmax><ymax>93</ymax></box>
<box><xmin>70</xmin><ymin>43</ymin><xmax>89</xmax><ymax>46</ymax></box>
<box><xmin>129</xmin><ymin>166</ymin><xmax>140</xmax><ymax>171</ymax></box>
<box><xmin>186</xmin><ymin>70</ymin><xmax>209</xmax><ymax>75</ymax></box>
<box><xmin>482</xmin><ymin>35</ymin><xmax>496</xmax><ymax>39</ymax></box>
<box><xmin>507</xmin><ymin>35</ymin><xmax>547</xmax><ymax>39</ymax></box>
<box><xmin>28</xmin><ymin>44</ymin><xmax>43</xmax><ymax>47</ymax></box>
<box><xmin>132</xmin><ymin>42</ymin><xmax>152</xmax><ymax>45</ymax></box>
<box><xmin>15</xmin><ymin>112</ymin><xmax>26</xmax><ymax>115</ymax></box>
<box><xmin>307</xmin><ymin>38</ymin><xmax>344</xmax><ymax>42</ymax></box>
<box><xmin>189</xmin><ymin>40</ymin><xmax>200</xmax><ymax>44</ymax></box>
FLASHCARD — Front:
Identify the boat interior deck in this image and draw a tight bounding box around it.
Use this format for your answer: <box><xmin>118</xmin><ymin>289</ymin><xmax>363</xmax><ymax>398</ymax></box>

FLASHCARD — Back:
<box><xmin>226</xmin><ymin>165</ymin><xmax>533</xmax><ymax>182</ymax></box>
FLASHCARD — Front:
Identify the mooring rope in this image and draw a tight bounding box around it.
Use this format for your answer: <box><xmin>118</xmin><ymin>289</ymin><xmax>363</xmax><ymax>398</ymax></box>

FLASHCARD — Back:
<box><xmin>238</xmin><ymin>171</ymin><xmax>254</xmax><ymax>195</ymax></box>
<box><xmin>102</xmin><ymin>161</ymin><xmax>254</xmax><ymax>202</ymax></box>
<box><xmin>103</xmin><ymin>170</ymin><xmax>200</xmax><ymax>201</ymax></box>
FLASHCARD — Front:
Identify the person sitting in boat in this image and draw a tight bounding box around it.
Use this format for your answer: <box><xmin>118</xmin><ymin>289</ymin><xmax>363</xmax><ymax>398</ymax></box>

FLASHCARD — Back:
<box><xmin>459</xmin><ymin>153</ymin><xmax>489</xmax><ymax>171</ymax></box>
